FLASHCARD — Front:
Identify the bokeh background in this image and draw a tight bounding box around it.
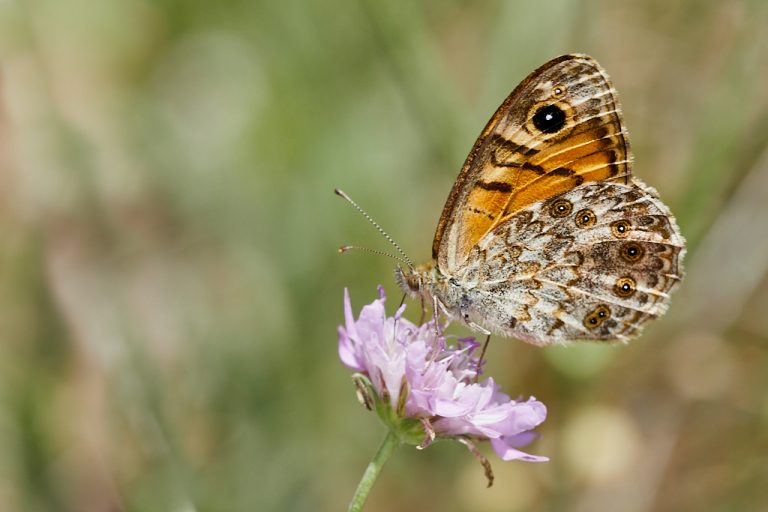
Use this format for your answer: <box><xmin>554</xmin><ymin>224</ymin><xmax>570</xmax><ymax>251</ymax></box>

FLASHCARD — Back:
<box><xmin>1</xmin><ymin>1</ymin><xmax>767</xmax><ymax>511</ymax></box>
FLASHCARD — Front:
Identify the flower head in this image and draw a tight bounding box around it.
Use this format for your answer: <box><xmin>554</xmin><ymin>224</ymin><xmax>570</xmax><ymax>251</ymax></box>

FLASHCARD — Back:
<box><xmin>338</xmin><ymin>286</ymin><xmax>548</xmax><ymax>466</ymax></box>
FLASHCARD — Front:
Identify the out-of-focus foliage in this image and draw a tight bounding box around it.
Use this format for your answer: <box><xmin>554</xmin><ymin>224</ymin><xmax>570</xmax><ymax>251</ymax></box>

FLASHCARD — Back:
<box><xmin>1</xmin><ymin>1</ymin><xmax>767</xmax><ymax>511</ymax></box>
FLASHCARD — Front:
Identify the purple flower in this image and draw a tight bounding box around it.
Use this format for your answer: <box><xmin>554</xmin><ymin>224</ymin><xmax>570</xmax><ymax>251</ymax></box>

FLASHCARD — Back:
<box><xmin>338</xmin><ymin>286</ymin><xmax>548</xmax><ymax>465</ymax></box>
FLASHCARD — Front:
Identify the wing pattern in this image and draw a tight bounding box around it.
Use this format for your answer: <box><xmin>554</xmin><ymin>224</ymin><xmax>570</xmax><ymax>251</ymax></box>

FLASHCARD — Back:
<box><xmin>454</xmin><ymin>180</ymin><xmax>684</xmax><ymax>344</ymax></box>
<box><xmin>434</xmin><ymin>55</ymin><xmax>632</xmax><ymax>272</ymax></box>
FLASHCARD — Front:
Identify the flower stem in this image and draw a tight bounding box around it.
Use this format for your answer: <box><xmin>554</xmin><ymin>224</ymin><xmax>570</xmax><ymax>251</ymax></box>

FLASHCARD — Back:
<box><xmin>347</xmin><ymin>430</ymin><xmax>400</xmax><ymax>512</ymax></box>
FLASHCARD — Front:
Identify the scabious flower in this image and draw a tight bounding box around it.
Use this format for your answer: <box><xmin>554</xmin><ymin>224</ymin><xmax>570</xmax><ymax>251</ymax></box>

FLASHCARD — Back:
<box><xmin>338</xmin><ymin>286</ymin><xmax>548</xmax><ymax>480</ymax></box>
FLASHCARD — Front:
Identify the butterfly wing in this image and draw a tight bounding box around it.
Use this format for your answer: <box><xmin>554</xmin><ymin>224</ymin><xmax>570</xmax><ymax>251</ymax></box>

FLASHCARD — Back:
<box><xmin>458</xmin><ymin>179</ymin><xmax>685</xmax><ymax>344</ymax></box>
<box><xmin>434</xmin><ymin>54</ymin><xmax>632</xmax><ymax>273</ymax></box>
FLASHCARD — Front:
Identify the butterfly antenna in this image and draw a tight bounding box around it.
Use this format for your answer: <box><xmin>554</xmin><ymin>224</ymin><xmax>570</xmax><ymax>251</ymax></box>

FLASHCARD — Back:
<box><xmin>339</xmin><ymin>245</ymin><xmax>412</xmax><ymax>268</ymax></box>
<box><xmin>334</xmin><ymin>188</ymin><xmax>414</xmax><ymax>270</ymax></box>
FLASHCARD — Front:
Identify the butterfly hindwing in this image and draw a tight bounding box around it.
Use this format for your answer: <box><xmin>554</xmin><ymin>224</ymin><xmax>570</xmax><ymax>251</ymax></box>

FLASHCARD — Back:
<box><xmin>455</xmin><ymin>180</ymin><xmax>684</xmax><ymax>344</ymax></box>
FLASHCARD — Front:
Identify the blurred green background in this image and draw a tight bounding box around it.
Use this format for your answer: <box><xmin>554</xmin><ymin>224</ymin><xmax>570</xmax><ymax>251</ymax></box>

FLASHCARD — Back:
<box><xmin>1</xmin><ymin>1</ymin><xmax>767</xmax><ymax>511</ymax></box>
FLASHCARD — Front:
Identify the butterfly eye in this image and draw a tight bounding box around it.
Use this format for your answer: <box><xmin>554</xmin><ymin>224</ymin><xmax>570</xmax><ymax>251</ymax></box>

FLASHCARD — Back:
<box><xmin>532</xmin><ymin>104</ymin><xmax>566</xmax><ymax>133</ymax></box>
<box><xmin>584</xmin><ymin>304</ymin><xmax>611</xmax><ymax>329</ymax></box>
<box><xmin>614</xmin><ymin>277</ymin><xmax>636</xmax><ymax>298</ymax></box>
<box><xmin>575</xmin><ymin>209</ymin><xmax>596</xmax><ymax>227</ymax></box>
<box><xmin>550</xmin><ymin>198</ymin><xmax>573</xmax><ymax>218</ymax></box>
<box><xmin>620</xmin><ymin>242</ymin><xmax>645</xmax><ymax>263</ymax></box>
<box><xmin>611</xmin><ymin>220</ymin><xmax>632</xmax><ymax>238</ymax></box>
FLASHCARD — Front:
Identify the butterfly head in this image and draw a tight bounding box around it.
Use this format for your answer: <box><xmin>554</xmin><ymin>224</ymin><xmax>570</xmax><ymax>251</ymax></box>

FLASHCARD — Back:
<box><xmin>394</xmin><ymin>262</ymin><xmax>436</xmax><ymax>300</ymax></box>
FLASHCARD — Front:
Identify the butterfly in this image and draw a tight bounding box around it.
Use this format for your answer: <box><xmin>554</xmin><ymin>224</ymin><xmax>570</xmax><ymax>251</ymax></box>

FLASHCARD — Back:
<box><xmin>394</xmin><ymin>54</ymin><xmax>685</xmax><ymax>345</ymax></box>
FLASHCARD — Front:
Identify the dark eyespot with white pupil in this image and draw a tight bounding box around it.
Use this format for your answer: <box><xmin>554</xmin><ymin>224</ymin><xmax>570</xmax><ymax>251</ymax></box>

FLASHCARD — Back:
<box><xmin>611</xmin><ymin>220</ymin><xmax>631</xmax><ymax>238</ymax></box>
<box><xmin>532</xmin><ymin>104</ymin><xmax>566</xmax><ymax>133</ymax></box>
<box><xmin>575</xmin><ymin>208</ymin><xmax>596</xmax><ymax>228</ymax></box>
<box><xmin>614</xmin><ymin>277</ymin><xmax>636</xmax><ymax>298</ymax></box>
<box><xmin>550</xmin><ymin>198</ymin><xmax>572</xmax><ymax>218</ymax></box>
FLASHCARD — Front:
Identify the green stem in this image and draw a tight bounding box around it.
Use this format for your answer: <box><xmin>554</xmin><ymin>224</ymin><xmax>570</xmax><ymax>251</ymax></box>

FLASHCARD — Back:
<box><xmin>347</xmin><ymin>431</ymin><xmax>400</xmax><ymax>512</ymax></box>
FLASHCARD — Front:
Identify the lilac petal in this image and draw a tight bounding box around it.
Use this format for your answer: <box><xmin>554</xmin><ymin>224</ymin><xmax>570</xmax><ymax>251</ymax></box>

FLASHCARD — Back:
<box><xmin>457</xmin><ymin>337</ymin><xmax>480</xmax><ymax>349</ymax></box>
<box><xmin>357</xmin><ymin>302</ymin><xmax>386</xmax><ymax>335</ymax></box>
<box><xmin>491</xmin><ymin>400</ymin><xmax>548</xmax><ymax>436</ymax></box>
<box><xmin>507</xmin><ymin>431</ymin><xmax>540</xmax><ymax>447</ymax></box>
<box><xmin>491</xmin><ymin>437</ymin><xmax>549</xmax><ymax>462</ymax></box>
<box><xmin>338</xmin><ymin>326</ymin><xmax>364</xmax><ymax>371</ymax></box>
<box><xmin>469</xmin><ymin>382</ymin><xmax>496</xmax><ymax>410</ymax></box>
<box><xmin>434</xmin><ymin>397</ymin><xmax>475</xmax><ymax>417</ymax></box>
<box><xmin>343</xmin><ymin>288</ymin><xmax>359</xmax><ymax>340</ymax></box>
<box><xmin>394</xmin><ymin>301</ymin><xmax>407</xmax><ymax>320</ymax></box>
<box><xmin>469</xmin><ymin>405</ymin><xmax>521</xmax><ymax>427</ymax></box>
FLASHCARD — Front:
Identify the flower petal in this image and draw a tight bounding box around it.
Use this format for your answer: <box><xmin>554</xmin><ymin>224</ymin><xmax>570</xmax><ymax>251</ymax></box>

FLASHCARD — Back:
<box><xmin>343</xmin><ymin>288</ymin><xmax>358</xmax><ymax>340</ymax></box>
<box><xmin>338</xmin><ymin>326</ymin><xmax>364</xmax><ymax>371</ymax></box>
<box><xmin>491</xmin><ymin>437</ymin><xmax>549</xmax><ymax>462</ymax></box>
<box><xmin>490</xmin><ymin>399</ymin><xmax>548</xmax><ymax>436</ymax></box>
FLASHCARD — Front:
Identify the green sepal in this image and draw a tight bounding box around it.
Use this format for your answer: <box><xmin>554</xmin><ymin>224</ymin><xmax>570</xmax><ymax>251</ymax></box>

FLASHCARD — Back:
<box><xmin>395</xmin><ymin>417</ymin><xmax>428</xmax><ymax>446</ymax></box>
<box><xmin>350</xmin><ymin>373</ymin><xmax>426</xmax><ymax>446</ymax></box>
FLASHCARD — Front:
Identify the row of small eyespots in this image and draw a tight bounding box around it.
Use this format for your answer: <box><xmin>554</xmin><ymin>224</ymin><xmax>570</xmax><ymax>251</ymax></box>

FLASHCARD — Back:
<box><xmin>549</xmin><ymin>199</ymin><xmax>646</xmax><ymax>263</ymax></box>
<box><xmin>548</xmin><ymin>197</ymin><xmax>644</xmax><ymax>328</ymax></box>
<box><xmin>551</xmin><ymin>200</ymin><xmax>598</xmax><ymax>229</ymax></box>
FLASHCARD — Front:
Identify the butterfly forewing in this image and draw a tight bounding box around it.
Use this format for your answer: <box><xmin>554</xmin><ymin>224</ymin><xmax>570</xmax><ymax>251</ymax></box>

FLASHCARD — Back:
<box><xmin>434</xmin><ymin>54</ymin><xmax>632</xmax><ymax>273</ymax></box>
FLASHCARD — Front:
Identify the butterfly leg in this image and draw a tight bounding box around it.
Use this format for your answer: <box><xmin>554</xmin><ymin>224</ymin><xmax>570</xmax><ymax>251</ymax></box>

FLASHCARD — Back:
<box><xmin>475</xmin><ymin>334</ymin><xmax>491</xmax><ymax>383</ymax></box>
<box><xmin>468</xmin><ymin>321</ymin><xmax>491</xmax><ymax>336</ymax></box>
<box><xmin>433</xmin><ymin>295</ymin><xmax>442</xmax><ymax>338</ymax></box>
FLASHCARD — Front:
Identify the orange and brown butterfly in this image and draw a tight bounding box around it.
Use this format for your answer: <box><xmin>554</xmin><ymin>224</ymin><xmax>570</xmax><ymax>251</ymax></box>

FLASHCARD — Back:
<box><xmin>391</xmin><ymin>53</ymin><xmax>685</xmax><ymax>345</ymax></box>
